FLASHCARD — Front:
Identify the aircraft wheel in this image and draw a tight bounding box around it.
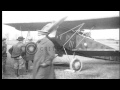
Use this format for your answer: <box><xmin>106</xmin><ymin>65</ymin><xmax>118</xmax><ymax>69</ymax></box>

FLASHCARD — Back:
<box><xmin>70</xmin><ymin>58</ymin><xmax>82</xmax><ymax>72</ymax></box>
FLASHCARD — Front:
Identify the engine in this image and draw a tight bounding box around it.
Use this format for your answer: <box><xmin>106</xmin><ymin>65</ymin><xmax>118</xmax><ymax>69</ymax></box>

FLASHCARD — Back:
<box><xmin>21</xmin><ymin>42</ymin><xmax>37</xmax><ymax>61</ymax></box>
<box><xmin>25</xmin><ymin>42</ymin><xmax>37</xmax><ymax>55</ymax></box>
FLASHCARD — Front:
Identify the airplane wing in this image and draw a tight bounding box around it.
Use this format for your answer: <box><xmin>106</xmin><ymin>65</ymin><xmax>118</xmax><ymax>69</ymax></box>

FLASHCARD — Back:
<box><xmin>5</xmin><ymin>22</ymin><xmax>51</xmax><ymax>31</ymax></box>
<box><xmin>5</xmin><ymin>17</ymin><xmax>119</xmax><ymax>31</ymax></box>
<box><xmin>58</xmin><ymin>17</ymin><xmax>120</xmax><ymax>33</ymax></box>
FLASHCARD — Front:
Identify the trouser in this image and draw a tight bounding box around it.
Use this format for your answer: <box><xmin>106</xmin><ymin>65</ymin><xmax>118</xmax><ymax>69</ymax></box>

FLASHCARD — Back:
<box><xmin>25</xmin><ymin>60</ymin><xmax>34</xmax><ymax>72</ymax></box>
<box><xmin>2</xmin><ymin>57</ymin><xmax>7</xmax><ymax>74</ymax></box>
<box><xmin>14</xmin><ymin>58</ymin><xmax>20</xmax><ymax>77</ymax></box>
<box><xmin>14</xmin><ymin>57</ymin><xmax>24</xmax><ymax>76</ymax></box>
<box><xmin>25</xmin><ymin>61</ymin><xmax>29</xmax><ymax>71</ymax></box>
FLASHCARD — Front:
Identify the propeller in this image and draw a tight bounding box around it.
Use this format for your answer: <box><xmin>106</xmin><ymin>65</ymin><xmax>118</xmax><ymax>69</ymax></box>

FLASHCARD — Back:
<box><xmin>38</xmin><ymin>16</ymin><xmax>67</xmax><ymax>36</ymax></box>
<box><xmin>47</xmin><ymin>16</ymin><xmax>67</xmax><ymax>34</ymax></box>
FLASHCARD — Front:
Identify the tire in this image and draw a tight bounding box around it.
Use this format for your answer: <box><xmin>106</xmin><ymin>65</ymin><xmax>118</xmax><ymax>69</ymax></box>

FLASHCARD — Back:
<box><xmin>70</xmin><ymin>58</ymin><xmax>82</xmax><ymax>72</ymax></box>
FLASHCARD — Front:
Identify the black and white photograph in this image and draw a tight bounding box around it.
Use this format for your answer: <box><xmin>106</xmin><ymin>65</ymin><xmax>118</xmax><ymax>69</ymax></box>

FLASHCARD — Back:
<box><xmin>2</xmin><ymin>11</ymin><xmax>120</xmax><ymax>79</ymax></box>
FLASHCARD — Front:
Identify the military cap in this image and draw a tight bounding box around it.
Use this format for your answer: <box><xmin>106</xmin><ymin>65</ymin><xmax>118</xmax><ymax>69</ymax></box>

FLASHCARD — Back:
<box><xmin>17</xmin><ymin>36</ymin><xmax>25</xmax><ymax>41</ymax></box>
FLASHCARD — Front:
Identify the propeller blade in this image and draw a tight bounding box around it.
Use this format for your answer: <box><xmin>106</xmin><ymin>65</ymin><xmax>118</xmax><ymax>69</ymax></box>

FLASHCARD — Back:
<box><xmin>48</xmin><ymin>16</ymin><xmax>67</xmax><ymax>34</ymax></box>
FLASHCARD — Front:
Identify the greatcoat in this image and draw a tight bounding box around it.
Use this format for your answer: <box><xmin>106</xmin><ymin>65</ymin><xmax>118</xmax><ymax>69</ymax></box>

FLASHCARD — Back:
<box><xmin>32</xmin><ymin>37</ymin><xmax>56</xmax><ymax>79</ymax></box>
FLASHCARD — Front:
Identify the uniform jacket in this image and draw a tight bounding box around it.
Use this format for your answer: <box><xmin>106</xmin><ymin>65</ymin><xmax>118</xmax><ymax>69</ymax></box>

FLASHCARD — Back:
<box><xmin>33</xmin><ymin>37</ymin><xmax>56</xmax><ymax>79</ymax></box>
<box><xmin>9</xmin><ymin>41</ymin><xmax>24</xmax><ymax>58</ymax></box>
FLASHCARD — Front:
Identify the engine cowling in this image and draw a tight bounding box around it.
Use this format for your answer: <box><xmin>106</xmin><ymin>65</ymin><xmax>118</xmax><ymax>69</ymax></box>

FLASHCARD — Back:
<box><xmin>25</xmin><ymin>42</ymin><xmax>37</xmax><ymax>55</ymax></box>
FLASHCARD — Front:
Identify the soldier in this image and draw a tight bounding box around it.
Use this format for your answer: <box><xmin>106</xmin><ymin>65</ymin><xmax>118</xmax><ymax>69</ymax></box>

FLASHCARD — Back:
<box><xmin>9</xmin><ymin>36</ymin><xmax>25</xmax><ymax>77</ymax></box>
<box><xmin>2</xmin><ymin>38</ymin><xmax>7</xmax><ymax>75</ymax></box>
<box><xmin>32</xmin><ymin>31</ymin><xmax>56</xmax><ymax>79</ymax></box>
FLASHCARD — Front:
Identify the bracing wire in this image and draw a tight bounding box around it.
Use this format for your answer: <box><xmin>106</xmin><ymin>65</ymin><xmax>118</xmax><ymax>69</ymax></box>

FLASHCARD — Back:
<box><xmin>62</xmin><ymin>23</ymin><xmax>85</xmax><ymax>61</ymax></box>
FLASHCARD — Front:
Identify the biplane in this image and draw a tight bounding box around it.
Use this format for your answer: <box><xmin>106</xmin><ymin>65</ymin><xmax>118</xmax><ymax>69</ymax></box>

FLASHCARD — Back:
<box><xmin>5</xmin><ymin>16</ymin><xmax>120</xmax><ymax>72</ymax></box>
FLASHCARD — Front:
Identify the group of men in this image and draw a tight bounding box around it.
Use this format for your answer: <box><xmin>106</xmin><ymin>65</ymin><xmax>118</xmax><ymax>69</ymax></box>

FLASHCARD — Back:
<box><xmin>2</xmin><ymin>31</ymin><xmax>56</xmax><ymax>79</ymax></box>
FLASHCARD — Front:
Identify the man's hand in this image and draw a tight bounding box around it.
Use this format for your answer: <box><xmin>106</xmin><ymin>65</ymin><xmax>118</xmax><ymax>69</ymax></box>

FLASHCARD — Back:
<box><xmin>40</xmin><ymin>63</ymin><xmax>47</xmax><ymax>67</ymax></box>
<box><xmin>55</xmin><ymin>54</ymin><xmax>58</xmax><ymax>57</ymax></box>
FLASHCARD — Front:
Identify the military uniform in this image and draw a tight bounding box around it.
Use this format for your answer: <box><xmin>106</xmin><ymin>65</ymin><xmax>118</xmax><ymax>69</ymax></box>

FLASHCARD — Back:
<box><xmin>9</xmin><ymin>36</ymin><xmax>25</xmax><ymax>76</ymax></box>
<box><xmin>2</xmin><ymin>38</ymin><xmax>7</xmax><ymax>74</ymax></box>
<box><xmin>32</xmin><ymin>37</ymin><xmax>56</xmax><ymax>79</ymax></box>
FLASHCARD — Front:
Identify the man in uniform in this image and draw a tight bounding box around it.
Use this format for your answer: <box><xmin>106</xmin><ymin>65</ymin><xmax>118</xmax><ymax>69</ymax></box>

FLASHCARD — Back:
<box><xmin>32</xmin><ymin>31</ymin><xmax>56</xmax><ymax>79</ymax></box>
<box><xmin>2</xmin><ymin>38</ymin><xmax>7</xmax><ymax>75</ymax></box>
<box><xmin>9</xmin><ymin>36</ymin><xmax>25</xmax><ymax>76</ymax></box>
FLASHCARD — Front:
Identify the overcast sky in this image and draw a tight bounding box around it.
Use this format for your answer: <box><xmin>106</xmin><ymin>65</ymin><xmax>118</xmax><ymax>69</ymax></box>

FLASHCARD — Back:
<box><xmin>2</xmin><ymin>11</ymin><xmax>119</xmax><ymax>40</ymax></box>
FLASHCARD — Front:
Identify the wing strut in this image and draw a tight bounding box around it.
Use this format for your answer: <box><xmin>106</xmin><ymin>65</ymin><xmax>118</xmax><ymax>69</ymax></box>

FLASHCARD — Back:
<box><xmin>20</xmin><ymin>26</ymin><xmax>23</xmax><ymax>36</ymax></box>
<box><xmin>63</xmin><ymin>23</ymin><xmax>85</xmax><ymax>47</ymax></box>
<box><xmin>75</xmin><ymin>27</ymin><xmax>94</xmax><ymax>48</ymax></box>
<box><xmin>62</xmin><ymin>23</ymin><xmax>85</xmax><ymax>61</ymax></box>
<box><xmin>59</xmin><ymin>24</ymin><xmax>84</xmax><ymax>37</ymax></box>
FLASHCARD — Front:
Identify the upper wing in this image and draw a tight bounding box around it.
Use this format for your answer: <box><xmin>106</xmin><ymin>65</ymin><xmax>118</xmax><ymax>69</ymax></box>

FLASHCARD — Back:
<box><xmin>5</xmin><ymin>16</ymin><xmax>119</xmax><ymax>31</ymax></box>
<box><xmin>5</xmin><ymin>22</ymin><xmax>51</xmax><ymax>31</ymax></box>
<box><xmin>58</xmin><ymin>17</ymin><xmax>120</xmax><ymax>32</ymax></box>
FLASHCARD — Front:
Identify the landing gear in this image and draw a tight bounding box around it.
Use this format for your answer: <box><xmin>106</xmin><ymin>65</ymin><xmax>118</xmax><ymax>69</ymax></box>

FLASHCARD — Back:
<box><xmin>70</xmin><ymin>58</ymin><xmax>82</xmax><ymax>72</ymax></box>
<box><xmin>61</xmin><ymin>23</ymin><xmax>84</xmax><ymax>72</ymax></box>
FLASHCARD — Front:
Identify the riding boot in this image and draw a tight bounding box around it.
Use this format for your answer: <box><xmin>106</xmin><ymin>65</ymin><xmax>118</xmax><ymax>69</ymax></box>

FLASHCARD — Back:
<box><xmin>15</xmin><ymin>68</ymin><xmax>19</xmax><ymax>77</ymax></box>
<box><xmin>25</xmin><ymin>61</ymin><xmax>29</xmax><ymax>72</ymax></box>
<box><xmin>15</xmin><ymin>63</ymin><xmax>19</xmax><ymax>77</ymax></box>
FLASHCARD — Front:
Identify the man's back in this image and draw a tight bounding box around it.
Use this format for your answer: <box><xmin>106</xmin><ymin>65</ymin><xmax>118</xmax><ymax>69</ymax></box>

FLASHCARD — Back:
<box><xmin>10</xmin><ymin>42</ymin><xmax>24</xmax><ymax>58</ymax></box>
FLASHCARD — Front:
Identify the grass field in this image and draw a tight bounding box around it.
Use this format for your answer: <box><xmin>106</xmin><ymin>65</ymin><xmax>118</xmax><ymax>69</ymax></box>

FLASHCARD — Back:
<box><xmin>2</xmin><ymin>40</ymin><xmax>120</xmax><ymax>79</ymax></box>
<box><xmin>96</xmin><ymin>39</ymin><xmax>119</xmax><ymax>50</ymax></box>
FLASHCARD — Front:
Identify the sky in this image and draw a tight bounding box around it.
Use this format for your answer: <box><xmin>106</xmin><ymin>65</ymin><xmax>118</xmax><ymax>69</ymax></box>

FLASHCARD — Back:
<box><xmin>2</xmin><ymin>11</ymin><xmax>119</xmax><ymax>40</ymax></box>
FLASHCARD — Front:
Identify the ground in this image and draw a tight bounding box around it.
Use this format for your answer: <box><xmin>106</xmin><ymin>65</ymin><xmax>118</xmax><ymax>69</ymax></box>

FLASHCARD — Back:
<box><xmin>55</xmin><ymin>56</ymin><xmax>120</xmax><ymax>79</ymax></box>
<box><xmin>2</xmin><ymin>40</ymin><xmax>120</xmax><ymax>79</ymax></box>
<box><xmin>3</xmin><ymin>54</ymin><xmax>120</xmax><ymax>79</ymax></box>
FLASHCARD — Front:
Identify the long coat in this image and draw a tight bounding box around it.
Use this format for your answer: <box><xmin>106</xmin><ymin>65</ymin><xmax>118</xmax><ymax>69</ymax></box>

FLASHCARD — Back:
<box><xmin>32</xmin><ymin>37</ymin><xmax>56</xmax><ymax>79</ymax></box>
